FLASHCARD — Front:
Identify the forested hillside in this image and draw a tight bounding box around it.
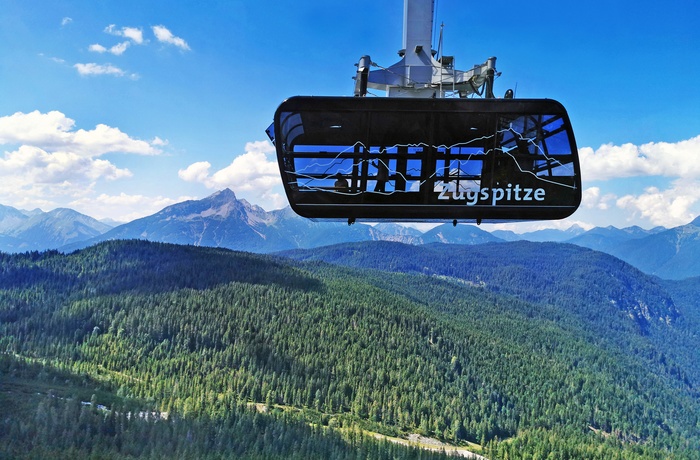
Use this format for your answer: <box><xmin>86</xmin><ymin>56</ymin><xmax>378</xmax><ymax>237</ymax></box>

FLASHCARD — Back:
<box><xmin>1</xmin><ymin>355</ymin><xmax>452</xmax><ymax>460</ymax></box>
<box><xmin>1</xmin><ymin>240</ymin><xmax>699</xmax><ymax>458</ymax></box>
<box><xmin>280</xmin><ymin>240</ymin><xmax>678</xmax><ymax>330</ymax></box>
<box><xmin>283</xmin><ymin>240</ymin><xmax>700</xmax><ymax>390</ymax></box>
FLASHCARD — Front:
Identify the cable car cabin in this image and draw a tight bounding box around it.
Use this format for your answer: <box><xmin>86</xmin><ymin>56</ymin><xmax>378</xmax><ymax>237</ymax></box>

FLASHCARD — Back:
<box><xmin>270</xmin><ymin>96</ymin><xmax>581</xmax><ymax>223</ymax></box>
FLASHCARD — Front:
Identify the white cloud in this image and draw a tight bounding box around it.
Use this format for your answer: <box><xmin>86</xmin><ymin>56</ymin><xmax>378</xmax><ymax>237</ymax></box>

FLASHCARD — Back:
<box><xmin>0</xmin><ymin>146</ymin><xmax>132</xmax><ymax>212</ymax></box>
<box><xmin>69</xmin><ymin>193</ymin><xmax>193</xmax><ymax>222</ymax></box>
<box><xmin>152</xmin><ymin>25</ymin><xmax>190</xmax><ymax>50</ymax></box>
<box><xmin>0</xmin><ymin>111</ymin><xmax>160</xmax><ymax>156</ymax></box>
<box><xmin>1</xmin><ymin>145</ymin><xmax>131</xmax><ymax>183</ymax></box>
<box><xmin>575</xmin><ymin>135</ymin><xmax>700</xmax><ymax>228</ymax></box>
<box><xmin>178</xmin><ymin>161</ymin><xmax>212</xmax><ymax>183</ymax></box>
<box><xmin>105</xmin><ymin>25</ymin><xmax>144</xmax><ymax>44</ymax></box>
<box><xmin>61</xmin><ymin>17</ymin><xmax>73</xmax><ymax>27</ymax></box>
<box><xmin>121</xmin><ymin>27</ymin><xmax>144</xmax><ymax>44</ymax></box>
<box><xmin>0</xmin><ymin>111</ymin><xmax>164</xmax><ymax>213</ymax></box>
<box><xmin>110</xmin><ymin>42</ymin><xmax>129</xmax><ymax>55</ymax></box>
<box><xmin>89</xmin><ymin>44</ymin><xmax>107</xmax><ymax>53</ymax></box>
<box><xmin>76</xmin><ymin>24</ymin><xmax>186</xmax><ymax>80</ymax></box>
<box><xmin>74</xmin><ymin>62</ymin><xmax>126</xmax><ymax>77</ymax></box>
<box><xmin>89</xmin><ymin>41</ymin><xmax>130</xmax><ymax>56</ymax></box>
<box><xmin>579</xmin><ymin>135</ymin><xmax>700</xmax><ymax>181</ymax></box>
<box><xmin>616</xmin><ymin>179</ymin><xmax>700</xmax><ymax>227</ymax></box>
<box><xmin>88</xmin><ymin>26</ymin><xmax>142</xmax><ymax>59</ymax></box>
<box><xmin>582</xmin><ymin>186</ymin><xmax>616</xmax><ymax>211</ymax></box>
<box><xmin>179</xmin><ymin>140</ymin><xmax>286</xmax><ymax>210</ymax></box>
<box><xmin>0</xmin><ymin>110</ymin><xmax>74</xmax><ymax>146</ymax></box>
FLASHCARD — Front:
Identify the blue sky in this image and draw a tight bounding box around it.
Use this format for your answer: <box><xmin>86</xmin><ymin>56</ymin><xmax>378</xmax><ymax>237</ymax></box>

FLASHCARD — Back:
<box><xmin>1</xmin><ymin>0</ymin><xmax>699</xmax><ymax>231</ymax></box>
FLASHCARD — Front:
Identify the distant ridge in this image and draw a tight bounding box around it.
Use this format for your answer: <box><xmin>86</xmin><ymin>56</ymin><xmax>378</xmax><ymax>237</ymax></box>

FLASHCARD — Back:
<box><xmin>279</xmin><ymin>239</ymin><xmax>680</xmax><ymax>331</ymax></box>
<box><xmin>567</xmin><ymin>225</ymin><xmax>665</xmax><ymax>254</ymax></box>
<box><xmin>601</xmin><ymin>219</ymin><xmax>700</xmax><ymax>280</ymax></box>
<box><xmin>64</xmin><ymin>189</ymin><xmax>405</xmax><ymax>253</ymax></box>
<box><xmin>4</xmin><ymin>189</ymin><xmax>700</xmax><ymax>279</ymax></box>
<box><xmin>0</xmin><ymin>206</ymin><xmax>111</xmax><ymax>252</ymax></box>
<box><xmin>61</xmin><ymin>189</ymin><xmax>504</xmax><ymax>253</ymax></box>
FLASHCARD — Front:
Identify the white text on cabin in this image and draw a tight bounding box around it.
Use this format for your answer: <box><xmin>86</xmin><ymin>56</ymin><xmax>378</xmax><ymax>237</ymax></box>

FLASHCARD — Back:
<box><xmin>437</xmin><ymin>184</ymin><xmax>546</xmax><ymax>206</ymax></box>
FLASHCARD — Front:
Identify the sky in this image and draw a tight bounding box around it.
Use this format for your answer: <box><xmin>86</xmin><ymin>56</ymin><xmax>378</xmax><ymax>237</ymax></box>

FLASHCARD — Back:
<box><xmin>1</xmin><ymin>0</ymin><xmax>699</xmax><ymax>232</ymax></box>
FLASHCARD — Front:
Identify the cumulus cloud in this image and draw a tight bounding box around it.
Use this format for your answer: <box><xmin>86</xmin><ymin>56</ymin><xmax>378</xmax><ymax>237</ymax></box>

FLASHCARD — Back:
<box><xmin>89</xmin><ymin>44</ymin><xmax>107</xmax><ymax>53</ymax></box>
<box><xmin>582</xmin><ymin>186</ymin><xmax>616</xmax><ymax>211</ymax></box>
<box><xmin>0</xmin><ymin>111</ymin><xmax>160</xmax><ymax>156</ymax></box>
<box><xmin>579</xmin><ymin>135</ymin><xmax>700</xmax><ymax>181</ymax></box>
<box><xmin>178</xmin><ymin>140</ymin><xmax>286</xmax><ymax>210</ymax></box>
<box><xmin>105</xmin><ymin>25</ymin><xmax>144</xmax><ymax>44</ymax></box>
<box><xmin>1</xmin><ymin>145</ymin><xmax>131</xmax><ymax>183</ymax></box>
<box><xmin>69</xmin><ymin>192</ymin><xmax>193</xmax><ymax>222</ymax></box>
<box><xmin>0</xmin><ymin>110</ymin><xmax>164</xmax><ymax>211</ymax></box>
<box><xmin>89</xmin><ymin>42</ymin><xmax>130</xmax><ymax>56</ymax></box>
<box><xmin>178</xmin><ymin>161</ymin><xmax>212</xmax><ymax>184</ymax></box>
<box><xmin>616</xmin><ymin>179</ymin><xmax>700</xmax><ymax>227</ymax></box>
<box><xmin>73</xmin><ymin>23</ymin><xmax>187</xmax><ymax>79</ymax></box>
<box><xmin>577</xmin><ymin>135</ymin><xmax>700</xmax><ymax>227</ymax></box>
<box><xmin>74</xmin><ymin>62</ymin><xmax>126</xmax><ymax>77</ymax></box>
<box><xmin>87</xmin><ymin>25</ymin><xmax>142</xmax><ymax>59</ymax></box>
<box><xmin>152</xmin><ymin>25</ymin><xmax>190</xmax><ymax>50</ymax></box>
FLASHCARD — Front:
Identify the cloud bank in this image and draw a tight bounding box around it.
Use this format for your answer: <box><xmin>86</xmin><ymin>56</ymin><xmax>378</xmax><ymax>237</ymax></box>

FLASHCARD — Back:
<box><xmin>69</xmin><ymin>192</ymin><xmax>193</xmax><ymax>223</ymax></box>
<box><xmin>0</xmin><ymin>110</ymin><xmax>163</xmax><ymax>212</ymax></box>
<box><xmin>580</xmin><ymin>135</ymin><xmax>700</xmax><ymax>227</ymax></box>
<box><xmin>580</xmin><ymin>136</ymin><xmax>700</xmax><ymax>181</ymax></box>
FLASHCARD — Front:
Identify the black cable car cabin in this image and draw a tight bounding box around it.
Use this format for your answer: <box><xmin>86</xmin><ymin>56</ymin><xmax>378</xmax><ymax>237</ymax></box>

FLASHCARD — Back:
<box><xmin>271</xmin><ymin>96</ymin><xmax>581</xmax><ymax>223</ymax></box>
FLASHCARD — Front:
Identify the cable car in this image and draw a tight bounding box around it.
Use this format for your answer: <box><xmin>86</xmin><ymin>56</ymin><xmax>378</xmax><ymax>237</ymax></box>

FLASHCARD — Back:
<box><xmin>267</xmin><ymin>0</ymin><xmax>581</xmax><ymax>224</ymax></box>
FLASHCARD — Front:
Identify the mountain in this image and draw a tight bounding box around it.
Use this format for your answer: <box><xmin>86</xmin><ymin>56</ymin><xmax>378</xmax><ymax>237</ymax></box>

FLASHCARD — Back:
<box><xmin>599</xmin><ymin>218</ymin><xmax>700</xmax><ymax>280</ymax></box>
<box><xmin>493</xmin><ymin>224</ymin><xmax>587</xmax><ymax>243</ymax></box>
<box><xmin>372</xmin><ymin>222</ymin><xmax>424</xmax><ymax>242</ymax></box>
<box><xmin>0</xmin><ymin>204</ymin><xmax>28</xmax><ymax>233</ymax></box>
<box><xmin>0</xmin><ymin>206</ymin><xmax>112</xmax><ymax>253</ymax></box>
<box><xmin>1</xmin><ymin>240</ymin><xmax>699</xmax><ymax>458</ymax></box>
<box><xmin>4</xmin><ymin>189</ymin><xmax>700</xmax><ymax>281</ymax></box>
<box><xmin>65</xmin><ymin>189</ymin><xmax>419</xmax><ymax>253</ymax></box>
<box><xmin>0</xmin><ymin>234</ymin><xmax>23</xmax><ymax>253</ymax></box>
<box><xmin>421</xmin><ymin>222</ymin><xmax>503</xmax><ymax>244</ymax></box>
<box><xmin>77</xmin><ymin>188</ymin><xmax>294</xmax><ymax>252</ymax></box>
<box><xmin>566</xmin><ymin>225</ymin><xmax>665</xmax><ymax>253</ymax></box>
<box><xmin>67</xmin><ymin>189</ymin><xmax>504</xmax><ymax>253</ymax></box>
<box><xmin>98</xmin><ymin>217</ymin><xmax>126</xmax><ymax>227</ymax></box>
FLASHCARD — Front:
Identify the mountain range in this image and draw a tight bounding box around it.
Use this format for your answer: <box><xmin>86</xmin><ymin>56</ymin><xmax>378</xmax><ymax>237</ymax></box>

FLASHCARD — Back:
<box><xmin>2</xmin><ymin>188</ymin><xmax>700</xmax><ymax>279</ymax></box>
<box><xmin>0</xmin><ymin>204</ymin><xmax>111</xmax><ymax>253</ymax></box>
